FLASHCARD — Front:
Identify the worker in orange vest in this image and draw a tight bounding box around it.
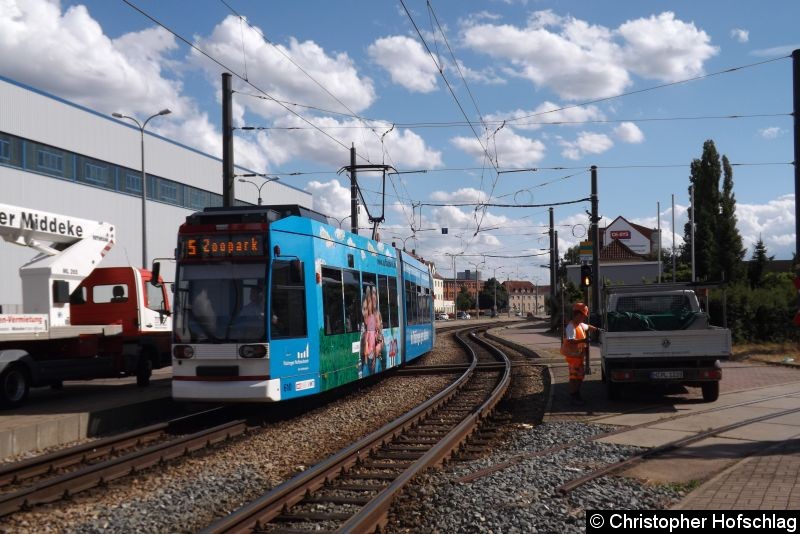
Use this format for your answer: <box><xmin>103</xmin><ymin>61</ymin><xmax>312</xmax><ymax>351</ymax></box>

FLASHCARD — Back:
<box><xmin>560</xmin><ymin>302</ymin><xmax>598</xmax><ymax>405</ymax></box>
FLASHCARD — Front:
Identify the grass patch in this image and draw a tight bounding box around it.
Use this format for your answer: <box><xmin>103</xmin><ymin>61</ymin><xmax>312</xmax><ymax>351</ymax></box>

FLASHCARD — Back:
<box><xmin>732</xmin><ymin>342</ymin><xmax>800</xmax><ymax>366</ymax></box>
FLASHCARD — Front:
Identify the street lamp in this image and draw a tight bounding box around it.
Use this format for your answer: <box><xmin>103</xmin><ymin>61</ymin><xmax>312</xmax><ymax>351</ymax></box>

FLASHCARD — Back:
<box><xmin>330</xmin><ymin>215</ymin><xmax>351</xmax><ymax>229</ymax></box>
<box><xmin>111</xmin><ymin>108</ymin><xmax>171</xmax><ymax>268</ymax></box>
<box><xmin>468</xmin><ymin>258</ymin><xmax>485</xmax><ymax>316</ymax></box>
<box><xmin>237</xmin><ymin>176</ymin><xmax>279</xmax><ymax>205</ymax></box>
<box><xmin>391</xmin><ymin>235</ymin><xmax>417</xmax><ymax>252</ymax></box>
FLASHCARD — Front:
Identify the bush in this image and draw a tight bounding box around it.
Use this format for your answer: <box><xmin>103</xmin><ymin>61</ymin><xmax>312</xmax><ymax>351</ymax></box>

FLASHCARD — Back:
<box><xmin>708</xmin><ymin>273</ymin><xmax>798</xmax><ymax>343</ymax></box>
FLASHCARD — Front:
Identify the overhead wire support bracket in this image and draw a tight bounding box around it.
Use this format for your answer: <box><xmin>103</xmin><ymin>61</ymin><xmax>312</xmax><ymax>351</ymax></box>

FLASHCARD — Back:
<box><xmin>337</xmin><ymin>163</ymin><xmax>397</xmax><ymax>241</ymax></box>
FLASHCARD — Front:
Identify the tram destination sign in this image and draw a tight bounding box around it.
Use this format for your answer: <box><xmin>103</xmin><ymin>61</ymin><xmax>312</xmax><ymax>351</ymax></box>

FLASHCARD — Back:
<box><xmin>179</xmin><ymin>233</ymin><xmax>265</xmax><ymax>259</ymax></box>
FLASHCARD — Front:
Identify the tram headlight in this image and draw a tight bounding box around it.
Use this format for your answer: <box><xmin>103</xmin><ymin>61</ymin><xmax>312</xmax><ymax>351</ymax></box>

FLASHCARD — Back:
<box><xmin>239</xmin><ymin>344</ymin><xmax>267</xmax><ymax>359</ymax></box>
<box><xmin>173</xmin><ymin>345</ymin><xmax>195</xmax><ymax>359</ymax></box>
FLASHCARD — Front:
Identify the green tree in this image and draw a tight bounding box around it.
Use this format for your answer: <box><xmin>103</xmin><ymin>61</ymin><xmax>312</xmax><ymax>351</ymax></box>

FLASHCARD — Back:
<box><xmin>683</xmin><ymin>140</ymin><xmax>721</xmax><ymax>281</ymax></box>
<box><xmin>563</xmin><ymin>244</ymin><xmax>581</xmax><ymax>265</ymax></box>
<box><xmin>717</xmin><ymin>155</ymin><xmax>746</xmax><ymax>283</ymax></box>
<box><xmin>478</xmin><ymin>278</ymin><xmax>508</xmax><ymax>311</ymax></box>
<box><xmin>748</xmin><ymin>237</ymin><xmax>773</xmax><ymax>289</ymax></box>
<box><xmin>456</xmin><ymin>285</ymin><xmax>474</xmax><ymax>311</ymax></box>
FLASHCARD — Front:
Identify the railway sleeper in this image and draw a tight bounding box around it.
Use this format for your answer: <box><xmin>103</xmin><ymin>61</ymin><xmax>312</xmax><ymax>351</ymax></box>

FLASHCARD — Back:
<box><xmin>273</xmin><ymin>511</ymin><xmax>353</xmax><ymax>522</ymax></box>
<box><xmin>364</xmin><ymin>461</ymin><xmax>413</xmax><ymax>470</ymax></box>
<box><xmin>371</xmin><ymin>451</ymin><xmax>423</xmax><ymax>460</ymax></box>
<box><xmin>383</xmin><ymin>444</ymin><xmax>431</xmax><ymax>451</ymax></box>
<box><xmin>333</xmin><ymin>483</ymin><xmax>388</xmax><ymax>492</ymax></box>
<box><xmin>340</xmin><ymin>472</ymin><xmax>397</xmax><ymax>480</ymax></box>
<box><xmin>305</xmin><ymin>495</ymin><xmax>372</xmax><ymax>506</ymax></box>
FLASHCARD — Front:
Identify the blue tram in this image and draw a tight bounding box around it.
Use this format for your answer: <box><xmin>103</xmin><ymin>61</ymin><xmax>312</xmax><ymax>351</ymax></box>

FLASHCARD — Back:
<box><xmin>170</xmin><ymin>205</ymin><xmax>434</xmax><ymax>402</ymax></box>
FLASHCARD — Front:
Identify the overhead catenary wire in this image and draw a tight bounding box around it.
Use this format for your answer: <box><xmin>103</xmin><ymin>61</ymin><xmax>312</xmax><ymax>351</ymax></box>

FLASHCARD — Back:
<box><xmin>122</xmin><ymin>0</ymin><xmax>372</xmax><ymax>164</ymax></box>
<box><xmin>399</xmin><ymin>0</ymin><xmax>498</xmax><ymax>172</ymax></box>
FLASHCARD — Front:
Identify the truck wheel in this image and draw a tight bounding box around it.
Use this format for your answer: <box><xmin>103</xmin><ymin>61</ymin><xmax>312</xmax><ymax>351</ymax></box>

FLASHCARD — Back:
<box><xmin>136</xmin><ymin>358</ymin><xmax>153</xmax><ymax>387</ymax></box>
<box><xmin>701</xmin><ymin>382</ymin><xmax>719</xmax><ymax>402</ymax></box>
<box><xmin>0</xmin><ymin>365</ymin><xmax>30</xmax><ymax>408</ymax></box>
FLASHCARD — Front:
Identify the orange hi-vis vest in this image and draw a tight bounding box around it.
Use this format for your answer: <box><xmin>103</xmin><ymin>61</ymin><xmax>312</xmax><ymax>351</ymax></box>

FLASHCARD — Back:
<box><xmin>560</xmin><ymin>320</ymin><xmax>586</xmax><ymax>358</ymax></box>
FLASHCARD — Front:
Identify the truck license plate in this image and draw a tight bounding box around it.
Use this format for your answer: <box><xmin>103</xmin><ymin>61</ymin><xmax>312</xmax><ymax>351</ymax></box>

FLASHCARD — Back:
<box><xmin>651</xmin><ymin>370</ymin><xmax>683</xmax><ymax>380</ymax></box>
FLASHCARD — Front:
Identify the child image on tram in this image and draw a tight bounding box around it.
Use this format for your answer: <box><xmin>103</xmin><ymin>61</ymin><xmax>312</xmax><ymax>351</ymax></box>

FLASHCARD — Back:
<box><xmin>360</xmin><ymin>285</ymin><xmax>386</xmax><ymax>376</ymax></box>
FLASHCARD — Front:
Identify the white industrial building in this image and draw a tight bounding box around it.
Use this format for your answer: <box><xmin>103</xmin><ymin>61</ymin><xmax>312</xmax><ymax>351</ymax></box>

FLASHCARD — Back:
<box><xmin>0</xmin><ymin>76</ymin><xmax>312</xmax><ymax>312</ymax></box>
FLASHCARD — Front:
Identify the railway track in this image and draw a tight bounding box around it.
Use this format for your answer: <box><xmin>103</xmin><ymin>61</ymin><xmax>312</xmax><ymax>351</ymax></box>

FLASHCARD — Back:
<box><xmin>0</xmin><ymin>406</ymin><xmax>248</xmax><ymax>517</ymax></box>
<box><xmin>454</xmin><ymin>385</ymin><xmax>800</xmax><ymax>485</ymax></box>
<box><xmin>202</xmin><ymin>327</ymin><xmax>513</xmax><ymax>533</ymax></box>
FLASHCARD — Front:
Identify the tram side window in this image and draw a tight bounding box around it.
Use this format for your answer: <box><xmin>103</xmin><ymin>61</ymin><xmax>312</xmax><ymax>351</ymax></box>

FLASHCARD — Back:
<box><xmin>271</xmin><ymin>260</ymin><xmax>307</xmax><ymax>339</ymax></box>
<box><xmin>322</xmin><ymin>267</ymin><xmax>344</xmax><ymax>335</ymax></box>
<box><xmin>388</xmin><ymin>276</ymin><xmax>399</xmax><ymax>328</ymax></box>
<box><xmin>425</xmin><ymin>287</ymin><xmax>432</xmax><ymax>321</ymax></box>
<box><xmin>378</xmin><ymin>275</ymin><xmax>391</xmax><ymax>329</ymax></box>
<box><xmin>404</xmin><ymin>280</ymin><xmax>413</xmax><ymax>325</ymax></box>
<box><xmin>343</xmin><ymin>269</ymin><xmax>362</xmax><ymax>334</ymax></box>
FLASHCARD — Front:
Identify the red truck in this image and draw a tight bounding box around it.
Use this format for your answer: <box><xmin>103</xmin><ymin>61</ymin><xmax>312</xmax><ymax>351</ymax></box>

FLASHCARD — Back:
<box><xmin>0</xmin><ymin>203</ymin><xmax>171</xmax><ymax>407</ymax></box>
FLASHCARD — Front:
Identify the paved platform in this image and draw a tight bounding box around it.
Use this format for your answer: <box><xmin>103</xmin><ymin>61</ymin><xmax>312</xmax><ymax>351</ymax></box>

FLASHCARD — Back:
<box><xmin>490</xmin><ymin>321</ymin><xmax>800</xmax><ymax>511</ymax></box>
<box><xmin>0</xmin><ymin>367</ymin><xmax>174</xmax><ymax>459</ymax></box>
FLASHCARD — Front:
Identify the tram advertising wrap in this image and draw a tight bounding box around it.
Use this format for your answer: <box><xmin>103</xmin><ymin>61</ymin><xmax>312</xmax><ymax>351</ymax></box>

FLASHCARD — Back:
<box><xmin>171</xmin><ymin>205</ymin><xmax>434</xmax><ymax>402</ymax></box>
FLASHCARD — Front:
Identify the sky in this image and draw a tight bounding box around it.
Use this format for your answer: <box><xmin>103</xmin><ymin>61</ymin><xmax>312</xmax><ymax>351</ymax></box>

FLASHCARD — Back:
<box><xmin>1</xmin><ymin>0</ymin><xmax>798</xmax><ymax>283</ymax></box>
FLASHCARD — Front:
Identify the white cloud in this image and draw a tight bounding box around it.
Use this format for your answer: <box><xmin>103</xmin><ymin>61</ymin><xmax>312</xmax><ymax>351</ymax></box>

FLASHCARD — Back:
<box><xmin>451</xmin><ymin>127</ymin><xmax>546</xmax><ymax>167</ymax></box>
<box><xmin>194</xmin><ymin>16</ymin><xmax>375</xmax><ymax>118</ymax></box>
<box><xmin>0</xmin><ymin>0</ymin><xmax>191</xmax><ymax>119</ymax></box>
<box><xmin>305</xmin><ymin>179</ymin><xmax>370</xmax><ymax>228</ymax></box>
<box><xmin>462</xmin><ymin>10</ymin><xmax>717</xmax><ymax>100</ymax></box>
<box><xmin>368</xmin><ymin>35</ymin><xmax>439</xmax><ymax>93</ymax></box>
<box><xmin>452</xmin><ymin>59</ymin><xmax>506</xmax><ymax>85</ymax></box>
<box><xmin>618</xmin><ymin>12</ymin><xmax>718</xmax><ymax>82</ymax></box>
<box><xmin>486</xmin><ymin>102</ymin><xmax>605</xmax><ymax>130</ymax></box>
<box><xmin>736</xmin><ymin>194</ymin><xmax>796</xmax><ymax>257</ymax></box>
<box><xmin>430</xmin><ymin>188</ymin><xmax>489</xmax><ymax>204</ymax></box>
<box><xmin>263</xmin><ymin>115</ymin><xmax>443</xmax><ymax>169</ymax></box>
<box><xmin>758</xmin><ymin>127</ymin><xmax>782</xmax><ymax>139</ymax></box>
<box><xmin>559</xmin><ymin>132</ymin><xmax>613</xmax><ymax>160</ymax></box>
<box><xmin>730</xmin><ymin>28</ymin><xmax>749</xmax><ymax>43</ymax></box>
<box><xmin>614</xmin><ymin>122</ymin><xmax>645</xmax><ymax>143</ymax></box>
<box><xmin>461</xmin><ymin>13</ymin><xmax>629</xmax><ymax>100</ymax></box>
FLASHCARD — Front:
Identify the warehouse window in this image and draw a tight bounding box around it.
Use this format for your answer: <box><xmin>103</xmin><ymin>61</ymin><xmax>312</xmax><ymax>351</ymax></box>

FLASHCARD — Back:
<box><xmin>125</xmin><ymin>172</ymin><xmax>142</xmax><ymax>193</ymax></box>
<box><xmin>0</xmin><ymin>139</ymin><xmax>9</xmax><ymax>161</ymax></box>
<box><xmin>159</xmin><ymin>180</ymin><xmax>178</xmax><ymax>203</ymax></box>
<box><xmin>84</xmin><ymin>162</ymin><xmax>108</xmax><ymax>185</ymax></box>
<box><xmin>36</xmin><ymin>148</ymin><xmax>64</xmax><ymax>174</ymax></box>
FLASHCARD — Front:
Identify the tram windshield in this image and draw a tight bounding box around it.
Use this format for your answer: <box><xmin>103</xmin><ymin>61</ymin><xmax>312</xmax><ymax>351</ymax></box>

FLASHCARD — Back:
<box><xmin>174</xmin><ymin>262</ymin><xmax>267</xmax><ymax>343</ymax></box>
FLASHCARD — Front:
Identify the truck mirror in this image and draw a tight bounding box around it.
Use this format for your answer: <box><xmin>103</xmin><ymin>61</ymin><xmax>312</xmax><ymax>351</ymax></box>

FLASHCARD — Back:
<box><xmin>150</xmin><ymin>261</ymin><xmax>161</xmax><ymax>287</ymax></box>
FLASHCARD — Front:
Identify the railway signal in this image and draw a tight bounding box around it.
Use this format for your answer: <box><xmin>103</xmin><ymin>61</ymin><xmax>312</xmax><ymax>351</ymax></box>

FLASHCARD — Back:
<box><xmin>581</xmin><ymin>263</ymin><xmax>592</xmax><ymax>287</ymax></box>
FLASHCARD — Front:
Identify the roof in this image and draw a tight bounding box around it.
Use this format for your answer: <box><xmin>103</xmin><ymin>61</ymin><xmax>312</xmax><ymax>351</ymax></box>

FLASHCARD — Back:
<box><xmin>601</xmin><ymin>215</ymin><xmax>656</xmax><ymax>242</ymax></box>
<box><xmin>502</xmin><ymin>280</ymin><xmax>536</xmax><ymax>292</ymax></box>
<box><xmin>600</xmin><ymin>239</ymin><xmax>648</xmax><ymax>262</ymax></box>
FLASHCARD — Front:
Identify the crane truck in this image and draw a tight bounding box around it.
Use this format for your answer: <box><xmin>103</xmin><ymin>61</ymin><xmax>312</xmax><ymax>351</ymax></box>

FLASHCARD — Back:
<box><xmin>0</xmin><ymin>203</ymin><xmax>172</xmax><ymax>407</ymax></box>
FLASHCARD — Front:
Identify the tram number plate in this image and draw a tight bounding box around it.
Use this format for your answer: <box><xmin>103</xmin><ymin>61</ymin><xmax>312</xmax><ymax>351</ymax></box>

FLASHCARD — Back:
<box><xmin>651</xmin><ymin>370</ymin><xmax>683</xmax><ymax>380</ymax></box>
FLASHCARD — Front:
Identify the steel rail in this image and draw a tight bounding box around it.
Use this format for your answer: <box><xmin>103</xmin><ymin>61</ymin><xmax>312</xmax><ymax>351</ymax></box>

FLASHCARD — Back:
<box><xmin>0</xmin><ymin>405</ymin><xmax>227</xmax><ymax>489</ymax></box>
<box><xmin>203</xmin><ymin>327</ymin><xmax>512</xmax><ymax>533</ymax></box>
<box><xmin>557</xmin><ymin>404</ymin><xmax>800</xmax><ymax>494</ymax></box>
<box><xmin>0</xmin><ymin>417</ymin><xmax>248</xmax><ymax>516</ymax></box>
<box><xmin>340</xmin><ymin>331</ymin><xmax>512</xmax><ymax>533</ymax></box>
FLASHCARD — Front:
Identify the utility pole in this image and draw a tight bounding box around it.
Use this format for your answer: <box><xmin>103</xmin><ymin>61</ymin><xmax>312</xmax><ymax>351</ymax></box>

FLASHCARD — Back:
<box><xmin>590</xmin><ymin>165</ymin><xmax>600</xmax><ymax>317</ymax></box>
<box><xmin>793</xmin><ymin>49</ymin><xmax>800</xmax><ymax>264</ymax></box>
<box><xmin>549</xmin><ymin>207</ymin><xmax>555</xmax><ymax>326</ymax></box>
<box><xmin>657</xmin><ymin>200</ymin><xmax>662</xmax><ymax>283</ymax></box>
<box><xmin>350</xmin><ymin>145</ymin><xmax>358</xmax><ymax>235</ymax></box>
<box><xmin>672</xmin><ymin>193</ymin><xmax>676</xmax><ymax>283</ymax></box>
<box><xmin>691</xmin><ymin>184</ymin><xmax>696</xmax><ymax>282</ymax></box>
<box><xmin>221</xmin><ymin>73</ymin><xmax>235</xmax><ymax>207</ymax></box>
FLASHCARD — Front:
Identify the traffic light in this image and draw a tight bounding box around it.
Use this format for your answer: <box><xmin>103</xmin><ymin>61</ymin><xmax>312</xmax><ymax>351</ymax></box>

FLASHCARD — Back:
<box><xmin>580</xmin><ymin>263</ymin><xmax>592</xmax><ymax>287</ymax></box>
